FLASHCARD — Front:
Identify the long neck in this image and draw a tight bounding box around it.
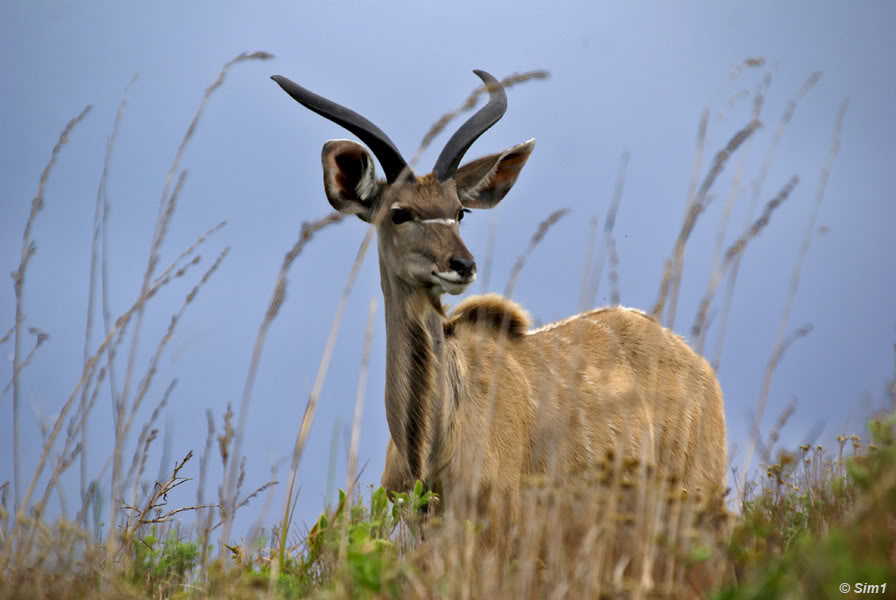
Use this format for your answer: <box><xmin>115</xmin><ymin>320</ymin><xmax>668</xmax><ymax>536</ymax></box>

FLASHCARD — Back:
<box><xmin>379</xmin><ymin>259</ymin><xmax>452</xmax><ymax>484</ymax></box>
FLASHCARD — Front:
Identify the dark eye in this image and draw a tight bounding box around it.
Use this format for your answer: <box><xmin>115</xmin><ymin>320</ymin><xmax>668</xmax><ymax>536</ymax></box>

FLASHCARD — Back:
<box><xmin>457</xmin><ymin>208</ymin><xmax>471</xmax><ymax>222</ymax></box>
<box><xmin>391</xmin><ymin>208</ymin><xmax>412</xmax><ymax>225</ymax></box>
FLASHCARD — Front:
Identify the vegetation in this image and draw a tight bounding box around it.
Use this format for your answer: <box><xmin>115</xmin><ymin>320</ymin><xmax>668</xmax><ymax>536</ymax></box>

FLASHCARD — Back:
<box><xmin>1</xmin><ymin>412</ymin><xmax>894</xmax><ymax>598</ymax></box>
<box><xmin>2</xmin><ymin>54</ymin><xmax>893</xmax><ymax>598</ymax></box>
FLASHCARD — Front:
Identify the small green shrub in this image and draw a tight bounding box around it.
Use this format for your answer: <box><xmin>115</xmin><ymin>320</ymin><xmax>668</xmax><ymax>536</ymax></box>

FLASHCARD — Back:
<box><xmin>264</xmin><ymin>481</ymin><xmax>435</xmax><ymax>599</ymax></box>
<box><xmin>718</xmin><ymin>413</ymin><xmax>896</xmax><ymax>599</ymax></box>
<box><xmin>130</xmin><ymin>528</ymin><xmax>201</xmax><ymax>597</ymax></box>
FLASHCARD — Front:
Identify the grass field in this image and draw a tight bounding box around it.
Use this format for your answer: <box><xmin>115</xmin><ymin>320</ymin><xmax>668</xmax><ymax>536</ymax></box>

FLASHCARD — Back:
<box><xmin>1</xmin><ymin>54</ymin><xmax>894</xmax><ymax>599</ymax></box>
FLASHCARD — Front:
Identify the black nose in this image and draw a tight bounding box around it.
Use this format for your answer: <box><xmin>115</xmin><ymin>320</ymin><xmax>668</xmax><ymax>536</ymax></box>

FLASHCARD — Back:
<box><xmin>449</xmin><ymin>257</ymin><xmax>476</xmax><ymax>279</ymax></box>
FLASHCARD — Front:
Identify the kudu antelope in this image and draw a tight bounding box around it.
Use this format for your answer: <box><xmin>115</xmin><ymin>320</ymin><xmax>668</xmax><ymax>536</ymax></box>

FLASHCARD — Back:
<box><xmin>271</xmin><ymin>70</ymin><xmax>727</xmax><ymax>538</ymax></box>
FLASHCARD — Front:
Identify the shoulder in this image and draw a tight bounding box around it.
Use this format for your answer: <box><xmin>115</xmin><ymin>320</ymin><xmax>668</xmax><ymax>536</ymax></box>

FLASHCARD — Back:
<box><xmin>444</xmin><ymin>293</ymin><xmax>532</xmax><ymax>338</ymax></box>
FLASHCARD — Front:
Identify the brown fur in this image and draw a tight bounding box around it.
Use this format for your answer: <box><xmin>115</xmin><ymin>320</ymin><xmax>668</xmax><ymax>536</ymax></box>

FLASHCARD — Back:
<box><xmin>382</xmin><ymin>436</ymin><xmax>413</xmax><ymax>494</ymax></box>
<box><xmin>383</xmin><ymin>297</ymin><xmax>727</xmax><ymax>543</ymax></box>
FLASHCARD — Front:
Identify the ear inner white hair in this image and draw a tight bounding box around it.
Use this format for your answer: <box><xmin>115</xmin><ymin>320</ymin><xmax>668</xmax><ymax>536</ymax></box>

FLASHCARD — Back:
<box><xmin>354</xmin><ymin>149</ymin><xmax>379</xmax><ymax>201</ymax></box>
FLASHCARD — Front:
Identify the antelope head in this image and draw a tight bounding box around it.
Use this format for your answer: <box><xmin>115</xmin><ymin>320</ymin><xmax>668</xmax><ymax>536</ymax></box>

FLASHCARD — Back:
<box><xmin>270</xmin><ymin>70</ymin><xmax>535</xmax><ymax>300</ymax></box>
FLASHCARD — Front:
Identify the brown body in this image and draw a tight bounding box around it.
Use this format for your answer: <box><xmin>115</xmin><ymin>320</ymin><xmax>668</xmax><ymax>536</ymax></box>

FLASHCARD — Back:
<box><xmin>271</xmin><ymin>69</ymin><xmax>727</xmax><ymax>542</ymax></box>
<box><xmin>381</xmin><ymin>294</ymin><xmax>727</xmax><ymax>533</ymax></box>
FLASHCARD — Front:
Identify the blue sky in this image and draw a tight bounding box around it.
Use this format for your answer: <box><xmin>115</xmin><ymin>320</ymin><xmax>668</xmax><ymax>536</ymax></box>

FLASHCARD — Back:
<box><xmin>2</xmin><ymin>1</ymin><xmax>894</xmax><ymax>540</ymax></box>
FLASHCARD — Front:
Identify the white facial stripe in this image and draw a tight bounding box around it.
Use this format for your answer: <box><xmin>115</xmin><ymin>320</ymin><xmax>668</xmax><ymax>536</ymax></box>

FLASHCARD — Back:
<box><xmin>390</xmin><ymin>203</ymin><xmax>457</xmax><ymax>226</ymax></box>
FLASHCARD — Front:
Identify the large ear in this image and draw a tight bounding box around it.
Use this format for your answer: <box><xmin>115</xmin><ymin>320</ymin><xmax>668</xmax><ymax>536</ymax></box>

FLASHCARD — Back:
<box><xmin>454</xmin><ymin>138</ymin><xmax>535</xmax><ymax>209</ymax></box>
<box><xmin>321</xmin><ymin>139</ymin><xmax>381</xmax><ymax>220</ymax></box>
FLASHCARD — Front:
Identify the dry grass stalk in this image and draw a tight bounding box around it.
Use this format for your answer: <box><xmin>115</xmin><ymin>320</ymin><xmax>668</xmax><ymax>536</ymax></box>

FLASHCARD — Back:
<box><xmin>478</xmin><ymin>217</ymin><xmax>499</xmax><ymax>293</ymax></box>
<box><xmin>246</xmin><ymin>461</ymin><xmax>281</xmax><ymax>559</ymax></box>
<box><xmin>120</xmin><ymin>451</ymin><xmax>215</xmax><ymax>535</ymax></box>
<box><xmin>152</xmin><ymin>221</ymin><xmax>227</xmax><ymax>288</ymax></box>
<box><xmin>744</xmin><ymin>323</ymin><xmax>813</xmax><ymax>473</ymax></box>
<box><xmin>701</xmin><ymin>148</ymin><xmax>750</xmax><ymax>352</ymax></box>
<box><xmin>1</xmin><ymin>253</ymin><xmax>188</xmax><ymax>569</ymax></box>
<box><xmin>345</xmin><ymin>299</ymin><xmax>378</xmax><ymax>510</ymax></box>
<box><xmin>712</xmin><ymin>72</ymin><xmax>822</xmax><ymax>370</ymax></box>
<box><xmin>741</xmin><ymin>99</ymin><xmax>847</xmax><ymax>478</ymax></box>
<box><xmin>723</xmin><ymin>176</ymin><xmax>797</xmax><ymax>265</ymax></box>
<box><xmin>76</xmin><ymin>223</ymin><xmax>229</xmax><ymax>517</ymax></box>
<box><xmin>197</xmin><ymin>409</ymin><xmax>216</xmax><ymax>581</ymax></box>
<box><xmin>0</xmin><ymin>241</ymin><xmax>229</xmax><ymax>570</ymax></box>
<box><xmin>608</xmin><ymin>234</ymin><xmax>620</xmax><ymax>305</ymax></box>
<box><xmin>3</xmin><ymin>327</ymin><xmax>49</xmax><ymax>393</ymax></box>
<box><xmin>709</xmin><ymin>75</ymin><xmax>755</xmax><ymax>271</ymax></box>
<box><xmin>503</xmin><ymin>209</ymin><xmax>569</xmax><ymax>297</ymax></box>
<box><xmin>1</xmin><ymin>322</ymin><xmax>17</xmax><ymax>345</ymax></box>
<box><xmin>276</xmin><ymin>220</ymin><xmax>376</xmax><ymax>565</ymax></box>
<box><xmin>586</xmin><ymin>151</ymin><xmax>629</xmax><ymax>310</ymax></box>
<box><xmin>652</xmin><ymin>118</ymin><xmax>761</xmax><ymax>325</ymax></box>
<box><xmin>666</xmin><ymin>107</ymin><xmax>709</xmax><ymax>330</ymax></box>
<box><xmin>100</xmin><ymin>143</ymin><xmax>121</xmax><ymax>433</ymax></box>
<box><xmin>33</xmin><ymin>366</ymin><xmax>108</xmax><ymax>530</ymax></box>
<box><xmin>11</xmin><ymin>104</ymin><xmax>92</xmax><ymax>518</ymax></box>
<box><xmin>691</xmin><ymin>175</ymin><xmax>800</xmax><ymax>341</ymax></box>
<box><xmin>18</xmin><ymin>247</ymin><xmax>227</xmax><ymax>565</ymax></box>
<box><xmin>125</xmin><ymin>379</ymin><xmax>178</xmax><ymax>508</ymax></box>
<box><xmin>576</xmin><ymin>217</ymin><xmax>599</xmax><ymax>314</ymax></box>
<box><xmin>116</xmin><ymin>52</ymin><xmax>272</xmax><ymax>553</ymax></box>
<box><xmin>220</xmin><ymin>210</ymin><xmax>344</xmax><ymax>558</ymax></box>
<box><xmin>717</xmin><ymin>89</ymin><xmax>750</xmax><ymax>122</ymax></box>
<box><xmin>229</xmin><ymin>480</ymin><xmax>278</xmax><ymax>520</ymax></box>
<box><xmin>417</xmin><ymin>70</ymin><xmax>549</xmax><ymax>156</ymax></box>
<box><xmin>122</xmin><ymin>246</ymin><xmax>230</xmax><ymax>457</ymax></box>
<box><xmin>890</xmin><ymin>345</ymin><xmax>896</xmax><ymax>410</ymax></box>
<box><xmin>81</xmin><ymin>75</ymin><xmax>137</xmax><ymax>512</ymax></box>
<box><xmin>761</xmin><ymin>399</ymin><xmax>798</xmax><ymax>465</ymax></box>
<box><xmin>727</xmin><ymin>57</ymin><xmax>766</xmax><ymax>80</ymax></box>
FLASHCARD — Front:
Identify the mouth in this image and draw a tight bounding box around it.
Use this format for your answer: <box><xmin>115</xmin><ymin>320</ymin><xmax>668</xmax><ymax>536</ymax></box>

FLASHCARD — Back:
<box><xmin>431</xmin><ymin>271</ymin><xmax>475</xmax><ymax>295</ymax></box>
